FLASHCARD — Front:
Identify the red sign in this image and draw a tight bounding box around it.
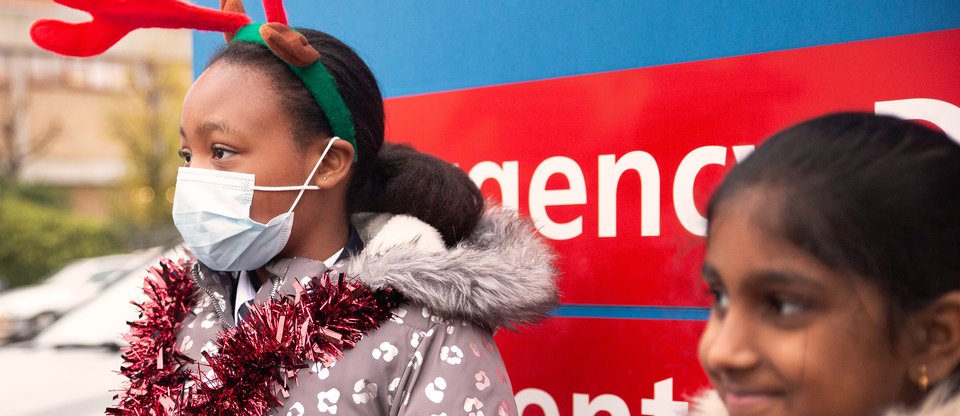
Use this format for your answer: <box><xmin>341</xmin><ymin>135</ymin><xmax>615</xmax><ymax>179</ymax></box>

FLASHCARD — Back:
<box><xmin>384</xmin><ymin>28</ymin><xmax>960</xmax><ymax>415</ymax></box>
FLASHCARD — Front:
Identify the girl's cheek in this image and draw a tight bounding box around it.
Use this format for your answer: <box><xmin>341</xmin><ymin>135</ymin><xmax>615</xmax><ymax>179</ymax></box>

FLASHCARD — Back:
<box><xmin>697</xmin><ymin>319</ymin><xmax>719</xmax><ymax>370</ymax></box>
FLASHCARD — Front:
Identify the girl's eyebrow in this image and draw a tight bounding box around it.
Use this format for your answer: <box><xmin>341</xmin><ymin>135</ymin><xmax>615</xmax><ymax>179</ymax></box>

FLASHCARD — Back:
<box><xmin>197</xmin><ymin>121</ymin><xmax>230</xmax><ymax>136</ymax></box>
<box><xmin>742</xmin><ymin>270</ymin><xmax>828</xmax><ymax>293</ymax></box>
<box><xmin>701</xmin><ymin>263</ymin><xmax>828</xmax><ymax>296</ymax></box>
<box><xmin>180</xmin><ymin>121</ymin><xmax>231</xmax><ymax>139</ymax></box>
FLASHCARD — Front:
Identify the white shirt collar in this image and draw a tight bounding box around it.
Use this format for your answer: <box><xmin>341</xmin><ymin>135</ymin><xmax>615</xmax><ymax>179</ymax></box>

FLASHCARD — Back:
<box><xmin>234</xmin><ymin>248</ymin><xmax>343</xmax><ymax>324</ymax></box>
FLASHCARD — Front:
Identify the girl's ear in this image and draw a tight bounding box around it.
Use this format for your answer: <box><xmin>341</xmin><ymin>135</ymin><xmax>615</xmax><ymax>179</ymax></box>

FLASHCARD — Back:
<box><xmin>909</xmin><ymin>292</ymin><xmax>960</xmax><ymax>387</ymax></box>
<box><xmin>312</xmin><ymin>137</ymin><xmax>354</xmax><ymax>189</ymax></box>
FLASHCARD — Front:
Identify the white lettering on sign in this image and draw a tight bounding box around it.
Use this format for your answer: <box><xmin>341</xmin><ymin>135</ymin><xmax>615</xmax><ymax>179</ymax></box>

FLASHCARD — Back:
<box><xmin>875</xmin><ymin>98</ymin><xmax>960</xmax><ymax>143</ymax></box>
<box><xmin>469</xmin><ymin>160</ymin><xmax>520</xmax><ymax>210</ymax></box>
<box><xmin>673</xmin><ymin>146</ymin><xmax>725</xmax><ymax>237</ymax></box>
<box><xmin>598</xmin><ymin>151</ymin><xmax>660</xmax><ymax>238</ymax></box>
<box><xmin>528</xmin><ymin>156</ymin><xmax>588</xmax><ymax>240</ymax></box>
<box><xmin>463</xmin><ymin>97</ymin><xmax>959</xmax><ymax>241</ymax></box>
<box><xmin>516</xmin><ymin>378</ymin><xmax>690</xmax><ymax>416</ymax></box>
<box><xmin>467</xmin><ymin>146</ymin><xmax>753</xmax><ymax>240</ymax></box>
<box><xmin>641</xmin><ymin>378</ymin><xmax>689</xmax><ymax>416</ymax></box>
<box><xmin>674</xmin><ymin>145</ymin><xmax>755</xmax><ymax>236</ymax></box>
<box><xmin>873</xmin><ymin>98</ymin><xmax>960</xmax><ymax>143</ymax></box>
<box><xmin>574</xmin><ymin>393</ymin><xmax>631</xmax><ymax>416</ymax></box>
<box><xmin>515</xmin><ymin>388</ymin><xmax>560</xmax><ymax>416</ymax></box>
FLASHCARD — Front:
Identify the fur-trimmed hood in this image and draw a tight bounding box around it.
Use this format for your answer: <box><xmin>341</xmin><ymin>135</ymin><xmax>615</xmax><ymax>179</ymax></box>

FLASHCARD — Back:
<box><xmin>690</xmin><ymin>380</ymin><xmax>960</xmax><ymax>416</ymax></box>
<box><xmin>344</xmin><ymin>206</ymin><xmax>560</xmax><ymax>330</ymax></box>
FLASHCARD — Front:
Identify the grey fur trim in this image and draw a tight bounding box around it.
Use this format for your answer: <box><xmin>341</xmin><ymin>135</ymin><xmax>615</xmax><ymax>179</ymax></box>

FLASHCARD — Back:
<box><xmin>690</xmin><ymin>378</ymin><xmax>960</xmax><ymax>416</ymax></box>
<box><xmin>345</xmin><ymin>206</ymin><xmax>559</xmax><ymax>329</ymax></box>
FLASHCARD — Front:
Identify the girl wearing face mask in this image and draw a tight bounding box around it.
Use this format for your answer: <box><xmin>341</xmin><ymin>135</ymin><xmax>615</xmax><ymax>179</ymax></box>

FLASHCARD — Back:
<box><xmin>692</xmin><ymin>113</ymin><xmax>960</xmax><ymax>416</ymax></box>
<box><xmin>31</xmin><ymin>2</ymin><xmax>558</xmax><ymax>415</ymax></box>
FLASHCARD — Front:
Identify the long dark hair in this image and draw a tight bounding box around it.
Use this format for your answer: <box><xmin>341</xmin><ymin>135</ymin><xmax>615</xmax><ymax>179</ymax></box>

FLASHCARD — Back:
<box><xmin>707</xmin><ymin>113</ymin><xmax>960</xmax><ymax>331</ymax></box>
<box><xmin>207</xmin><ymin>29</ymin><xmax>484</xmax><ymax>246</ymax></box>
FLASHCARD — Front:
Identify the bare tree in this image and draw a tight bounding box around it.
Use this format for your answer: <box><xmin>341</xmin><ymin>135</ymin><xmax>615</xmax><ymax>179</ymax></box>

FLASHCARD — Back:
<box><xmin>1</xmin><ymin>61</ymin><xmax>61</xmax><ymax>182</ymax></box>
<box><xmin>109</xmin><ymin>58</ymin><xmax>189</xmax><ymax>227</ymax></box>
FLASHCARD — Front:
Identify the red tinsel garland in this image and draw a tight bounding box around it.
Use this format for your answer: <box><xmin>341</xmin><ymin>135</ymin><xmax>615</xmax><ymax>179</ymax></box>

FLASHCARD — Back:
<box><xmin>107</xmin><ymin>258</ymin><xmax>403</xmax><ymax>415</ymax></box>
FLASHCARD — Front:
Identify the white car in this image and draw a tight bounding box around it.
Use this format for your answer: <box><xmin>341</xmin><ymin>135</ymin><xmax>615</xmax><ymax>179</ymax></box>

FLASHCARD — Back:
<box><xmin>0</xmin><ymin>247</ymin><xmax>164</xmax><ymax>343</ymax></box>
<box><xmin>0</xmin><ymin>246</ymin><xmax>188</xmax><ymax>416</ymax></box>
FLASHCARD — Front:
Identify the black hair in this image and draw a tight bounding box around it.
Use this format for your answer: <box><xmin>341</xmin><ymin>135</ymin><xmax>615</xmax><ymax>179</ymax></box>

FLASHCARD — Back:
<box><xmin>207</xmin><ymin>29</ymin><xmax>483</xmax><ymax>246</ymax></box>
<box><xmin>707</xmin><ymin>112</ymin><xmax>960</xmax><ymax>328</ymax></box>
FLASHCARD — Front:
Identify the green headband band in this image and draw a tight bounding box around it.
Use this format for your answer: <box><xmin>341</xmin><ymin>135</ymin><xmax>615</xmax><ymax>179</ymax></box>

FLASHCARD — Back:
<box><xmin>233</xmin><ymin>24</ymin><xmax>358</xmax><ymax>158</ymax></box>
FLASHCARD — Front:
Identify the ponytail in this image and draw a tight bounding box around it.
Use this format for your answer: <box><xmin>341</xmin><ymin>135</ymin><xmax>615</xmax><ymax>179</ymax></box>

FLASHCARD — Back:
<box><xmin>349</xmin><ymin>143</ymin><xmax>484</xmax><ymax>247</ymax></box>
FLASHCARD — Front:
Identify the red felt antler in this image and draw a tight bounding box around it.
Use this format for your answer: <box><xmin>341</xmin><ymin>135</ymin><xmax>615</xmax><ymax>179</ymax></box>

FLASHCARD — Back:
<box><xmin>30</xmin><ymin>0</ymin><xmax>252</xmax><ymax>57</ymax></box>
<box><xmin>262</xmin><ymin>0</ymin><xmax>289</xmax><ymax>25</ymax></box>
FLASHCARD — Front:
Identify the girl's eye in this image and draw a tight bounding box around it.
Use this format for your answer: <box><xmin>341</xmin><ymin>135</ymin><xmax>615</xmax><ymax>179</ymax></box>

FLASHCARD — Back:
<box><xmin>769</xmin><ymin>297</ymin><xmax>807</xmax><ymax>317</ymax></box>
<box><xmin>212</xmin><ymin>146</ymin><xmax>236</xmax><ymax>160</ymax></box>
<box><xmin>178</xmin><ymin>149</ymin><xmax>192</xmax><ymax>165</ymax></box>
<box><xmin>707</xmin><ymin>286</ymin><xmax>730</xmax><ymax>315</ymax></box>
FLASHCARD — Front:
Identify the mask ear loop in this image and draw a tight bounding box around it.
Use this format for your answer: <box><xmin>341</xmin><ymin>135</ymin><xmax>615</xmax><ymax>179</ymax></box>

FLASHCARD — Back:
<box><xmin>286</xmin><ymin>136</ymin><xmax>340</xmax><ymax>214</ymax></box>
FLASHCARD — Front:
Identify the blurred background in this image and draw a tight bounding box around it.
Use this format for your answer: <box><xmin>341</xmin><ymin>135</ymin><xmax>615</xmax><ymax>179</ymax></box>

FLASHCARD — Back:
<box><xmin>0</xmin><ymin>0</ymin><xmax>189</xmax><ymax>413</ymax></box>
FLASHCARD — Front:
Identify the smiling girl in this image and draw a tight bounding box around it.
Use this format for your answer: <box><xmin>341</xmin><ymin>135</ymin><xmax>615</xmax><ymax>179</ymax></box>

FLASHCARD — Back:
<box><xmin>693</xmin><ymin>113</ymin><xmax>960</xmax><ymax>416</ymax></box>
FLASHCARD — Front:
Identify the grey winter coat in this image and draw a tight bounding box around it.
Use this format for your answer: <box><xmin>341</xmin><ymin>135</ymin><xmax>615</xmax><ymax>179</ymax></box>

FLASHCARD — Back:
<box><xmin>174</xmin><ymin>207</ymin><xmax>558</xmax><ymax>415</ymax></box>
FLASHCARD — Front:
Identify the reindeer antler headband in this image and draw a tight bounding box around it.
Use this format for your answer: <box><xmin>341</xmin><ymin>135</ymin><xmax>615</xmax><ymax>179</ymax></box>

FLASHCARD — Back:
<box><xmin>30</xmin><ymin>0</ymin><xmax>357</xmax><ymax>153</ymax></box>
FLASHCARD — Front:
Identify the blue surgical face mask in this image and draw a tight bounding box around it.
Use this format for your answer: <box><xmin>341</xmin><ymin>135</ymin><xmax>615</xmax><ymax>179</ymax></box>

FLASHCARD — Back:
<box><xmin>172</xmin><ymin>137</ymin><xmax>340</xmax><ymax>271</ymax></box>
